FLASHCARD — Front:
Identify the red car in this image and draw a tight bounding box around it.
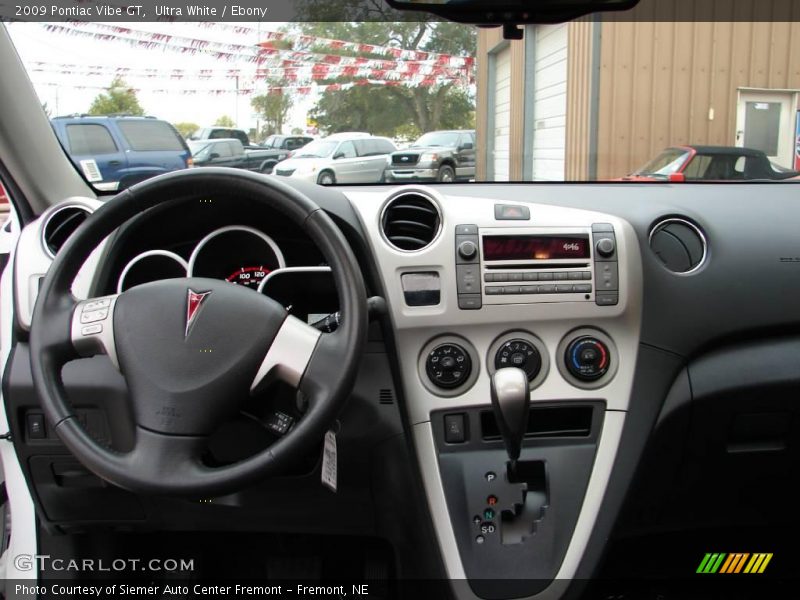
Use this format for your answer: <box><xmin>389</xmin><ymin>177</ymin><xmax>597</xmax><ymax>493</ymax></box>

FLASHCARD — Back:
<box><xmin>618</xmin><ymin>145</ymin><xmax>800</xmax><ymax>182</ymax></box>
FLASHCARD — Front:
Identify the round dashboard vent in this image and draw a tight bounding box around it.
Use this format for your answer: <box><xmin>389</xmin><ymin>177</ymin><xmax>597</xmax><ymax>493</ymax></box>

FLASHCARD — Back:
<box><xmin>380</xmin><ymin>193</ymin><xmax>441</xmax><ymax>252</ymax></box>
<box><xmin>42</xmin><ymin>205</ymin><xmax>91</xmax><ymax>257</ymax></box>
<box><xmin>649</xmin><ymin>217</ymin><xmax>707</xmax><ymax>273</ymax></box>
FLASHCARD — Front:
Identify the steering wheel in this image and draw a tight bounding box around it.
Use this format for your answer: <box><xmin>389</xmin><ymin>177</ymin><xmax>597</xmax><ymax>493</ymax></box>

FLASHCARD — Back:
<box><xmin>29</xmin><ymin>168</ymin><xmax>368</xmax><ymax>495</ymax></box>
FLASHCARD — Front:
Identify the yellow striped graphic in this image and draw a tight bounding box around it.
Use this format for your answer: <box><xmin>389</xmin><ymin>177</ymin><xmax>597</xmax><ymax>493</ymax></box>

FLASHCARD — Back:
<box><xmin>697</xmin><ymin>552</ymin><xmax>773</xmax><ymax>574</ymax></box>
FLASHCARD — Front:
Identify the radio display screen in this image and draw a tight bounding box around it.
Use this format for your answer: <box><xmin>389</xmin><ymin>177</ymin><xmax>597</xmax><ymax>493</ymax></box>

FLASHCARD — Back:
<box><xmin>483</xmin><ymin>235</ymin><xmax>590</xmax><ymax>261</ymax></box>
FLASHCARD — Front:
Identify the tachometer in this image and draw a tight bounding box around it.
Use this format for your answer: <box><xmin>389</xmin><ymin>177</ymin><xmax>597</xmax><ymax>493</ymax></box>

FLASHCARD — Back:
<box><xmin>226</xmin><ymin>266</ymin><xmax>271</xmax><ymax>289</ymax></box>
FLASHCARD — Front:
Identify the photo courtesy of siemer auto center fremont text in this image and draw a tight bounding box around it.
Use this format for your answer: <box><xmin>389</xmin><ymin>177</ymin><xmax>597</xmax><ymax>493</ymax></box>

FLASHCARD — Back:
<box><xmin>1</xmin><ymin>0</ymin><xmax>800</xmax><ymax>597</ymax></box>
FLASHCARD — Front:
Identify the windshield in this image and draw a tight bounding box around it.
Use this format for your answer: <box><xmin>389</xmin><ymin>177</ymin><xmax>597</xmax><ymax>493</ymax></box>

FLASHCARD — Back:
<box><xmin>187</xmin><ymin>141</ymin><xmax>211</xmax><ymax>156</ymax></box>
<box><xmin>633</xmin><ymin>149</ymin><xmax>691</xmax><ymax>177</ymax></box>
<box><xmin>293</xmin><ymin>140</ymin><xmax>337</xmax><ymax>158</ymax></box>
<box><xmin>413</xmin><ymin>132</ymin><xmax>462</xmax><ymax>148</ymax></box>
<box><xmin>6</xmin><ymin>16</ymin><xmax>800</xmax><ymax>189</ymax></box>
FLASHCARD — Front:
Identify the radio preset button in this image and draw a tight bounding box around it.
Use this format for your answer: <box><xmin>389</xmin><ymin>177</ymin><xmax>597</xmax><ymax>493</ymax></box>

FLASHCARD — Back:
<box><xmin>556</xmin><ymin>284</ymin><xmax>574</xmax><ymax>293</ymax></box>
<box><xmin>554</xmin><ymin>272</ymin><xmax>569</xmax><ymax>281</ymax></box>
<box><xmin>523</xmin><ymin>272</ymin><xmax>538</xmax><ymax>281</ymax></box>
<box><xmin>508</xmin><ymin>272</ymin><xmax>523</xmax><ymax>282</ymax></box>
<box><xmin>502</xmin><ymin>286</ymin><xmax>521</xmax><ymax>295</ymax></box>
<box><xmin>539</xmin><ymin>273</ymin><xmax>554</xmax><ymax>281</ymax></box>
<box><xmin>573</xmin><ymin>284</ymin><xmax>593</xmax><ymax>293</ymax></box>
<box><xmin>485</xmin><ymin>287</ymin><xmax>503</xmax><ymax>295</ymax></box>
<box><xmin>539</xmin><ymin>284</ymin><xmax>555</xmax><ymax>293</ymax></box>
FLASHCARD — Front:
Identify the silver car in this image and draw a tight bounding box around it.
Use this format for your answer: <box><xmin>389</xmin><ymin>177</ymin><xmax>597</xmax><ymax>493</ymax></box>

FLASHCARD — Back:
<box><xmin>273</xmin><ymin>134</ymin><xmax>396</xmax><ymax>185</ymax></box>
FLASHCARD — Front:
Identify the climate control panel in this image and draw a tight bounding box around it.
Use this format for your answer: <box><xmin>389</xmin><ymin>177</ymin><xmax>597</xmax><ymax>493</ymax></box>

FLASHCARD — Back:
<box><xmin>564</xmin><ymin>336</ymin><xmax>610</xmax><ymax>381</ymax></box>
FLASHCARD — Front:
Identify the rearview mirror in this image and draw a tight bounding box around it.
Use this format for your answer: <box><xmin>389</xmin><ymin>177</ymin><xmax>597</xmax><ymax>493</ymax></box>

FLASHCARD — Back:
<box><xmin>386</xmin><ymin>0</ymin><xmax>640</xmax><ymax>27</ymax></box>
<box><xmin>333</xmin><ymin>152</ymin><xmax>345</xmax><ymax>160</ymax></box>
<box><xmin>209</xmin><ymin>152</ymin><xmax>220</xmax><ymax>160</ymax></box>
<box><xmin>459</xmin><ymin>143</ymin><xmax>474</xmax><ymax>151</ymax></box>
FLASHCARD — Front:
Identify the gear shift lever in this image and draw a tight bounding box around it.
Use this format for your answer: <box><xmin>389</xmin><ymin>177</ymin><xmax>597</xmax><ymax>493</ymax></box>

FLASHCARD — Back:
<box><xmin>490</xmin><ymin>368</ymin><xmax>530</xmax><ymax>473</ymax></box>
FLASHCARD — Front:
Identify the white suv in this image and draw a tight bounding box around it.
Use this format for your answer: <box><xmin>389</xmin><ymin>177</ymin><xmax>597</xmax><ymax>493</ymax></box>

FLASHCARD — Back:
<box><xmin>273</xmin><ymin>133</ymin><xmax>396</xmax><ymax>185</ymax></box>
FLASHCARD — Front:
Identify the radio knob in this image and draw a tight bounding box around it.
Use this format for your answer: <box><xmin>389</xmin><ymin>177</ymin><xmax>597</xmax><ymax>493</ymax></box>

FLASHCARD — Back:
<box><xmin>458</xmin><ymin>240</ymin><xmax>478</xmax><ymax>260</ymax></box>
<box><xmin>596</xmin><ymin>238</ymin><xmax>615</xmax><ymax>258</ymax></box>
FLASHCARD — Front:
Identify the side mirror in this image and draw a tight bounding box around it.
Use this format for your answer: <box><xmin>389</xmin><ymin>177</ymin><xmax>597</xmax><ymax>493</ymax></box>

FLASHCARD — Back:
<box><xmin>459</xmin><ymin>142</ymin><xmax>474</xmax><ymax>151</ymax></box>
<box><xmin>333</xmin><ymin>152</ymin><xmax>345</xmax><ymax>160</ymax></box>
<box><xmin>667</xmin><ymin>173</ymin><xmax>686</xmax><ymax>183</ymax></box>
<box><xmin>209</xmin><ymin>152</ymin><xmax>221</xmax><ymax>160</ymax></box>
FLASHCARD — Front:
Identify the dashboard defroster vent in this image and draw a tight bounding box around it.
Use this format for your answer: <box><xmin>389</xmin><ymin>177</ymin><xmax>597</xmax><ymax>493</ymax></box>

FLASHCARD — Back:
<box><xmin>380</xmin><ymin>193</ymin><xmax>441</xmax><ymax>252</ymax></box>
<box><xmin>649</xmin><ymin>217</ymin><xmax>707</xmax><ymax>274</ymax></box>
<box><xmin>42</xmin><ymin>205</ymin><xmax>91</xmax><ymax>258</ymax></box>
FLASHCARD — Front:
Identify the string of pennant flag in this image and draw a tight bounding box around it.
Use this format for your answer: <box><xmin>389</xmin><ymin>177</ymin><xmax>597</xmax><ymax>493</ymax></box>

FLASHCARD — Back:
<box><xmin>27</xmin><ymin>62</ymin><xmax>475</xmax><ymax>85</ymax></box>
<box><xmin>31</xmin><ymin>77</ymin><xmax>468</xmax><ymax>95</ymax></box>
<box><xmin>42</xmin><ymin>22</ymin><xmax>475</xmax><ymax>69</ymax></box>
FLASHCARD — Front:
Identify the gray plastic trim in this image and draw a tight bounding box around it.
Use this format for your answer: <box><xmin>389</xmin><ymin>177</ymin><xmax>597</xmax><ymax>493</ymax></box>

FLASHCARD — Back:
<box><xmin>250</xmin><ymin>315</ymin><xmax>321</xmax><ymax>391</ymax></box>
<box><xmin>117</xmin><ymin>250</ymin><xmax>188</xmax><ymax>293</ymax></box>
<box><xmin>187</xmin><ymin>225</ymin><xmax>286</xmax><ymax>278</ymax></box>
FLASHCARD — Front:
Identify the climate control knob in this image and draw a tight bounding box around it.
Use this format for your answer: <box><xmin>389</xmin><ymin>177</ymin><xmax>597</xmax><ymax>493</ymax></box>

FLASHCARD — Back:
<box><xmin>565</xmin><ymin>336</ymin><xmax>610</xmax><ymax>381</ymax></box>
<box><xmin>426</xmin><ymin>343</ymin><xmax>472</xmax><ymax>389</ymax></box>
<box><xmin>494</xmin><ymin>339</ymin><xmax>542</xmax><ymax>382</ymax></box>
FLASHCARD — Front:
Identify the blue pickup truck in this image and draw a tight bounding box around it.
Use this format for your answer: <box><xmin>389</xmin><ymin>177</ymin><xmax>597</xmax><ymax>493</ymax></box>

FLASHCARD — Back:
<box><xmin>51</xmin><ymin>116</ymin><xmax>192</xmax><ymax>192</ymax></box>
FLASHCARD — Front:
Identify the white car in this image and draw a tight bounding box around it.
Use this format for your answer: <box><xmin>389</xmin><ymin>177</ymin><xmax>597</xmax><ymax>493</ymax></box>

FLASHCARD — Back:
<box><xmin>273</xmin><ymin>134</ymin><xmax>396</xmax><ymax>185</ymax></box>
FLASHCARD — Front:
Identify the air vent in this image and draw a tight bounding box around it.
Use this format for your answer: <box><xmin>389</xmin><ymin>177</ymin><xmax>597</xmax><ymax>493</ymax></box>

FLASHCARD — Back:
<box><xmin>649</xmin><ymin>217</ymin><xmax>707</xmax><ymax>274</ymax></box>
<box><xmin>42</xmin><ymin>205</ymin><xmax>90</xmax><ymax>257</ymax></box>
<box><xmin>378</xmin><ymin>389</ymin><xmax>394</xmax><ymax>405</ymax></box>
<box><xmin>380</xmin><ymin>193</ymin><xmax>441</xmax><ymax>251</ymax></box>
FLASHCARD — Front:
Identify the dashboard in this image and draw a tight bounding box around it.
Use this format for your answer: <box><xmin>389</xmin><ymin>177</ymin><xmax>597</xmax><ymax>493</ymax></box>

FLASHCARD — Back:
<box><xmin>6</xmin><ymin>179</ymin><xmax>800</xmax><ymax>599</ymax></box>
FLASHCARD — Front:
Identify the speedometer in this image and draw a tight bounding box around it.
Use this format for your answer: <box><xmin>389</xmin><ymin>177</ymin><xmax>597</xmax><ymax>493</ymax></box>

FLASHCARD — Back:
<box><xmin>226</xmin><ymin>266</ymin><xmax>271</xmax><ymax>289</ymax></box>
<box><xmin>188</xmin><ymin>225</ymin><xmax>286</xmax><ymax>287</ymax></box>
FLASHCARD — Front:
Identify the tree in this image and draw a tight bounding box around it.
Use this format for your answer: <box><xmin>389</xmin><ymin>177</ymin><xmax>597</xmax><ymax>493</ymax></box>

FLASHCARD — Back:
<box><xmin>214</xmin><ymin>115</ymin><xmax>236</xmax><ymax>127</ymax></box>
<box><xmin>88</xmin><ymin>77</ymin><xmax>144</xmax><ymax>116</ymax></box>
<box><xmin>173</xmin><ymin>122</ymin><xmax>199</xmax><ymax>139</ymax></box>
<box><xmin>293</xmin><ymin>22</ymin><xmax>476</xmax><ymax>137</ymax></box>
<box><xmin>251</xmin><ymin>82</ymin><xmax>293</xmax><ymax>136</ymax></box>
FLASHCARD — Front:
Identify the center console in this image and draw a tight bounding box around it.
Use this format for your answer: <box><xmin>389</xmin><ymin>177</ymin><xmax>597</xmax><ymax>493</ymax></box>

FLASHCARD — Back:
<box><xmin>347</xmin><ymin>186</ymin><xmax>643</xmax><ymax>599</ymax></box>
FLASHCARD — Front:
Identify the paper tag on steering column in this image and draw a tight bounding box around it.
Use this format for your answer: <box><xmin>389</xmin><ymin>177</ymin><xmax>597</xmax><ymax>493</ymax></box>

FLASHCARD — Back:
<box><xmin>321</xmin><ymin>429</ymin><xmax>337</xmax><ymax>492</ymax></box>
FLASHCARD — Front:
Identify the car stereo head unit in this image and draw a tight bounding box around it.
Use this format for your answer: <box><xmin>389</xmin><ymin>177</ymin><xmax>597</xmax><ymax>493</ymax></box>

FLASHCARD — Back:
<box><xmin>455</xmin><ymin>224</ymin><xmax>619</xmax><ymax>309</ymax></box>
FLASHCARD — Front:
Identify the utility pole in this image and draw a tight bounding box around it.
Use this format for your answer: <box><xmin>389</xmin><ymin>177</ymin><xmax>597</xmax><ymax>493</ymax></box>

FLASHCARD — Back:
<box><xmin>234</xmin><ymin>75</ymin><xmax>239</xmax><ymax>126</ymax></box>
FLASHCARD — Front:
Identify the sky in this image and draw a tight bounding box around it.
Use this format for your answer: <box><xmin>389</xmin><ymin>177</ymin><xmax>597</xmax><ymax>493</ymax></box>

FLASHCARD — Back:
<box><xmin>6</xmin><ymin>22</ymin><xmax>317</xmax><ymax>136</ymax></box>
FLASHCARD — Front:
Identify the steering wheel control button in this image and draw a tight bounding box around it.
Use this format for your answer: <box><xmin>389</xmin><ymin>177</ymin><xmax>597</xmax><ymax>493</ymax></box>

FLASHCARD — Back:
<box><xmin>80</xmin><ymin>308</ymin><xmax>108</xmax><ymax>323</ymax></box>
<box><xmin>494</xmin><ymin>339</ymin><xmax>542</xmax><ymax>382</ymax></box>
<box><xmin>265</xmin><ymin>411</ymin><xmax>294</xmax><ymax>436</ymax></box>
<box><xmin>427</xmin><ymin>343</ymin><xmax>472</xmax><ymax>389</ymax></box>
<box><xmin>81</xmin><ymin>324</ymin><xmax>103</xmax><ymax>336</ymax></box>
<box><xmin>444</xmin><ymin>413</ymin><xmax>467</xmax><ymax>443</ymax></box>
<box><xmin>83</xmin><ymin>298</ymin><xmax>112</xmax><ymax>311</ymax></box>
<box><xmin>566</xmin><ymin>336</ymin><xmax>610</xmax><ymax>381</ymax></box>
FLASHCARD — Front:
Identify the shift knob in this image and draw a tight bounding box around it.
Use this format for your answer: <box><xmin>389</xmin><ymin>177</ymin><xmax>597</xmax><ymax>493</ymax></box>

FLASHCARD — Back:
<box><xmin>490</xmin><ymin>367</ymin><xmax>530</xmax><ymax>464</ymax></box>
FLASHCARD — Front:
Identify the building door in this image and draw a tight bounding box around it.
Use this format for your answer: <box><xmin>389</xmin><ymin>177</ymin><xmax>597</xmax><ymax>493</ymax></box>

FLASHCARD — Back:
<box><xmin>492</xmin><ymin>47</ymin><xmax>511</xmax><ymax>181</ymax></box>
<box><xmin>531</xmin><ymin>23</ymin><xmax>568</xmax><ymax>181</ymax></box>
<box><xmin>736</xmin><ymin>90</ymin><xmax>796</xmax><ymax>169</ymax></box>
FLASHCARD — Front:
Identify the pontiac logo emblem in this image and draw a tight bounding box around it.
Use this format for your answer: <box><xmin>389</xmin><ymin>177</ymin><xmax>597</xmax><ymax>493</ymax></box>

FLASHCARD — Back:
<box><xmin>185</xmin><ymin>289</ymin><xmax>211</xmax><ymax>339</ymax></box>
